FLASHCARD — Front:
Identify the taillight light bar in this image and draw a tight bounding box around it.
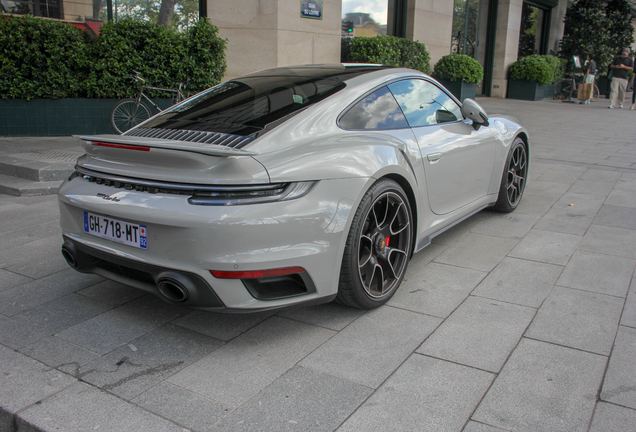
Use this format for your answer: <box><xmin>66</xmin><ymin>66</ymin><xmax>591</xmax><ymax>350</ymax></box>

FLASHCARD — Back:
<box><xmin>210</xmin><ymin>267</ymin><xmax>306</xmax><ymax>279</ymax></box>
<box><xmin>92</xmin><ymin>141</ymin><xmax>150</xmax><ymax>151</ymax></box>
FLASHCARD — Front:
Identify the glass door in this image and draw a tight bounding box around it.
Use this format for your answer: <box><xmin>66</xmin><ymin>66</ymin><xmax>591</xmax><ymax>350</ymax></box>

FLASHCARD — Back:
<box><xmin>451</xmin><ymin>0</ymin><xmax>493</xmax><ymax>96</ymax></box>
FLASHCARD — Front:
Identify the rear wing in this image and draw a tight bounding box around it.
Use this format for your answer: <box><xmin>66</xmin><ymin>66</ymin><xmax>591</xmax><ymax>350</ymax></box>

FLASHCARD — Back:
<box><xmin>74</xmin><ymin>134</ymin><xmax>258</xmax><ymax>157</ymax></box>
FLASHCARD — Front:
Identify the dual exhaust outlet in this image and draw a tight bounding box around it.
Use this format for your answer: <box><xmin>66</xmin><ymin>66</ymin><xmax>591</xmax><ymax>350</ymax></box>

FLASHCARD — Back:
<box><xmin>62</xmin><ymin>244</ymin><xmax>190</xmax><ymax>303</ymax></box>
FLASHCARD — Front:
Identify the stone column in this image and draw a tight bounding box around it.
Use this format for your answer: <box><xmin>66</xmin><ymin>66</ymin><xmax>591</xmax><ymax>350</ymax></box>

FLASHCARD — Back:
<box><xmin>491</xmin><ymin>0</ymin><xmax>522</xmax><ymax>98</ymax></box>
<box><xmin>405</xmin><ymin>0</ymin><xmax>454</xmax><ymax>68</ymax></box>
<box><xmin>208</xmin><ymin>0</ymin><xmax>342</xmax><ymax>80</ymax></box>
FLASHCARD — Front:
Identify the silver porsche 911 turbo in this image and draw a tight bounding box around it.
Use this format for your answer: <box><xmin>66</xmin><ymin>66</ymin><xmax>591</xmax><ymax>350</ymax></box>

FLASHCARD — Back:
<box><xmin>58</xmin><ymin>64</ymin><xmax>529</xmax><ymax>312</ymax></box>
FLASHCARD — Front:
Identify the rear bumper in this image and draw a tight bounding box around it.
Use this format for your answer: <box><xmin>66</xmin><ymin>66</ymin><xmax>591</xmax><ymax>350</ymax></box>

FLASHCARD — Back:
<box><xmin>58</xmin><ymin>176</ymin><xmax>368</xmax><ymax>311</ymax></box>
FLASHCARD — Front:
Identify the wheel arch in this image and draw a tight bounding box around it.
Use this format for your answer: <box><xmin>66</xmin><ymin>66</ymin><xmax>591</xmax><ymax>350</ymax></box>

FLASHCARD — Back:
<box><xmin>379</xmin><ymin>173</ymin><xmax>419</xmax><ymax>258</ymax></box>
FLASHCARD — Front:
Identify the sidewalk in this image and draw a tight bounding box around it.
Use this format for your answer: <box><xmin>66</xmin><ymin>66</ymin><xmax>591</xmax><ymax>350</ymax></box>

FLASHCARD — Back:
<box><xmin>0</xmin><ymin>96</ymin><xmax>635</xmax><ymax>432</ymax></box>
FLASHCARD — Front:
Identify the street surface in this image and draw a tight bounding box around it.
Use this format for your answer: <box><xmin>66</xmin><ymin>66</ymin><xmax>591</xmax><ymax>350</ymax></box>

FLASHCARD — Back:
<box><xmin>1</xmin><ymin>96</ymin><xmax>635</xmax><ymax>431</ymax></box>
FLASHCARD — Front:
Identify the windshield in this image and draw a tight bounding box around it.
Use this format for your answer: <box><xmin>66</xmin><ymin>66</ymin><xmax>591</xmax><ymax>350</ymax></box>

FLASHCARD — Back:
<box><xmin>141</xmin><ymin>65</ymin><xmax>390</xmax><ymax>137</ymax></box>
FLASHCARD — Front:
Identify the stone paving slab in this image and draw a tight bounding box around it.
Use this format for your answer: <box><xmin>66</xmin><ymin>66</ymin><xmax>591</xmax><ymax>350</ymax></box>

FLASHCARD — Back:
<box><xmin>211</xmin><ymin>367</ymin><xmax>372</xmax><ymax>432</ymax></box>
<box><xmin>589</xmin><ymin>401</ymin><xmax>636</xmax><ymax>432</ymax></box>
<box><xmin>471</xmin><ymin>257</ymin><xmax>563</xmax><ymax>308</ymax></box>
<box><xmin>168</xmin><ymin>316</ymin><xmax>335</xmax><ymax>408</ymax></box>
<box><xmin>15</xmin><ymin>382</ymin><xmax>184</xmax><ymax>432</ymax></box>
<box><xmin>417</xmin><ymin>296</ymin><xmax>535</xmax><ymax>372</ymax></box>
<box><xmin>525</xmin><ymin>286</ymin><xmax>624</xmax><ymax>355</ymax></box>
<box><xmin>472</xmin><ymin>338</ymin><xmax>607</xmax><ymax>432</ymax></box>
<box><xmin>600</xmin><ymin>325</ymin><xmax>636</xmax><ymax>409</ymax></box>
<box><xmin>338</xmin><ymin>354</ymin><xmax>494</xmax><ymax>432</ymax></box>
<box><xmin>298</xmin><ymin>305</ymin><xmax>441</xmax><ymax>388</ymax></box>
<box><xmin>388</xmin><ymin>262</ymin><xmax>486</xmax><ymax>317</ymax></box>
<box><xmin>556</xmin><ymin>250</ymin><xmax>635</xmax><ymax>297</ymax></box>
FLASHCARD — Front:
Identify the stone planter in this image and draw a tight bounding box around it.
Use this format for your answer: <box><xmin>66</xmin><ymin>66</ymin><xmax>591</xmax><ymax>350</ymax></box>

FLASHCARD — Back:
<box><xmin>436</xmin><ymin>78</ymin><xmax>477</xmax><ymax>102</ymax></box>
<box><xmin>0</xmin><ymin>98</ymin><xmax>173</xmax><ymax>137</ymax></box>
<box><xmin>507</xmin><ymin>80</ymin><xmax>548</xmax><ymax>101</ymax></box>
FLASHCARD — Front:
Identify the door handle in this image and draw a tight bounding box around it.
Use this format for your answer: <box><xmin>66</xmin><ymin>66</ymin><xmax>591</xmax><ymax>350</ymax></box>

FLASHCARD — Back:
<box><xmin>427</xmin><ymin>153</ymin><xmax>442</xmax><ymax>162</ymax></box>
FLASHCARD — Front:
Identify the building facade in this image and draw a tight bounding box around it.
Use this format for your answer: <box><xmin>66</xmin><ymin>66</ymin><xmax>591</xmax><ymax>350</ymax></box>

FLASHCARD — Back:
<box><xmin>3</xmin><ymin>0</ymin><xmax>635</xmax><ymax>97</ymax></box>
<box><xmin>208</xmin><ymin>0</ymin><xmax>635</xmax><ymax>97</ymax></box>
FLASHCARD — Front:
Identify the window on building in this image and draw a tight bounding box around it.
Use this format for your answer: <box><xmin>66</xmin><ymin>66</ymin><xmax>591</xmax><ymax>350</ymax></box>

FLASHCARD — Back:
<box><xmin>1</xmin><ymin>0</ymin><xmax>63</xmax><ymax>18</ymax></box>
<box><xmin>1</xmin><ymin>0</ymin><xmax>199</xmax><ymax>30</ymax></box>
<box><xmin>108</xmin><ymin>0</ymin><xmax>199</xmax><ymax>30</ymax></box>
<box><xmin>451</xmin><ymin>0</ymin><xmax>480</xmax><ymax>57</ymax></box>
<box><xmin>341</xmin><ymin>0</ymin><xmax>408</xmax><ymax>39</ymax></box>
<box><xmin>518</xmin><ymin>2</ymin><xmax>548</xmax><ymax>56</ymax></box>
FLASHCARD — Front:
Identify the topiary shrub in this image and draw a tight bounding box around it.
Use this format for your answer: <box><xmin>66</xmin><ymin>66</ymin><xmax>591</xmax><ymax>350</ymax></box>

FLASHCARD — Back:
<box><xmin>348</xmin><ymin>35</ymin><xmax>430</xmax><ymax>74</ymax></box>
<box><xmin>543</xmin><ymin>55</ymin><xmax>567</xmax><ymax>82</ymax></box>
<box><xmin>509</xmin><ymin>55</ymin><xmax>554</xmax><ymax>85</ymax></box>
<box><xmin>432</xmin><ymin>54</ymin><xmax>483</xmax><ymax>83</ymax></box>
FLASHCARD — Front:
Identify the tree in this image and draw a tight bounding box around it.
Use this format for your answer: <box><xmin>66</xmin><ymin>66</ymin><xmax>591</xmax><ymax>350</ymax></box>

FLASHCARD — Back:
<box><xmin>605</xmin><ymin>0</ymin><xmax>635</xmax><ymax>55</ymax></box>
<box><xmin>158</xmin><ymin>0</ymin><xmax>178</xmax><ymax>27</ymax></box>
<box><xmin>559</xmin><ymin>0</ymin><xmax>613</xmax><ymax>71</ymax></box>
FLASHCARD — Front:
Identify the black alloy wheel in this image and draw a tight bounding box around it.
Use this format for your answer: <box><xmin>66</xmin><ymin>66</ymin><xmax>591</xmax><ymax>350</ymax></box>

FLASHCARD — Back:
<box><xmin>338</xmin><ymin>179</ymin><xmax>412</xmax><ymax>309</ymax></box>
<box><xmin>493</xmin><ymin>138</ymin><xmax>527</xmax><ymax>213</ymax></box>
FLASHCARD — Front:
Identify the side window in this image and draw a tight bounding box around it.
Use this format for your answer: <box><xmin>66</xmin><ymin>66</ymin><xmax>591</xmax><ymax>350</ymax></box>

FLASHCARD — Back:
<box><xmin>339</xmin><ymin>86</ymin><xmax>409</xmax><ymax>130</ymax></box>
<box><xmin>387</xmin><ymin>80</ymin><xmax>463</xmax><ymax>127</ymax></box>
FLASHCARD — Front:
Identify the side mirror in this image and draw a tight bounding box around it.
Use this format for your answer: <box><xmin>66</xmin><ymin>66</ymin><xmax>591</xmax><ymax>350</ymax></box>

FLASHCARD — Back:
<box><xmin>461</xmin><ymin>98</ymin><xmax>489</xmax><ymax>130</ymax></box>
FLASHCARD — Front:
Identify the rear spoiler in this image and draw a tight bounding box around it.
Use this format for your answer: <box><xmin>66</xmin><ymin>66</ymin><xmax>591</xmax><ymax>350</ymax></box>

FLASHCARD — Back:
<box><xmin>73</xmin><ymin>134</ymin><xmax>258</xmax><ymax>157</ymax></box>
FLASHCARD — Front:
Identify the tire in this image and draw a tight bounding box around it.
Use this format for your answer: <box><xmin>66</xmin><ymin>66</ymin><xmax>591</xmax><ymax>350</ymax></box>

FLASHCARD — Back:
<box><xmin>554</xmin><ymin>79</ymin><xmax>575</xmax><ymax>100</ymax></box>
<box><xmin>590</xmin><ymin>84</ymin><xmax>600</xmax><ymax>102</ymax></box>
<box><xmin>337</xmin><ymin>179</ymin><xmax>413</xmax><ymax>309</ymax></box>
<box><xmin>110</xmin><ymin>99</ymin><xmax>151</xmax><ymax>134</ymax></box>
<box><xmin>492</xmin><ymin>138</ymin><xmax>528</xmax><ymax>213</ymax></box>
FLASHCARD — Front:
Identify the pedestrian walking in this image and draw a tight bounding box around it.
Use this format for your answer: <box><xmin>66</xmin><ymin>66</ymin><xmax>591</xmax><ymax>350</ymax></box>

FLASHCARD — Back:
<box><xmin>608</xmin><ymin>48</ymin><xmax>634</xmax><ymax>109</ymax></box>
<box><xmin>580</xmin><ymin>53</ymin><xmax>596</xmax><ymax>105</ymax></box>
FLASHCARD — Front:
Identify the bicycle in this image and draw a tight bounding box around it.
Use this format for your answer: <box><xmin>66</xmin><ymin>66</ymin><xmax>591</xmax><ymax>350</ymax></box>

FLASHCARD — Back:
<box><xmin>110</xmin><ymin>71</ymin><xmax>188</xmax><ymax>134</ymax></box>
<box><xmin>553</xmin><ymin>71</ymin><xmax>599</xmax><ymax>103</ymax></box>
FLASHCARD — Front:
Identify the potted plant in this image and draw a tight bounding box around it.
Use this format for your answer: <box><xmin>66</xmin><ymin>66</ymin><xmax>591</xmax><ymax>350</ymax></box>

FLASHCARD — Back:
<box><xmin>508</xmin><ymin>55</ymin><xmax>554</xmax><ymax>100</ymax></box>
<box><xmin>432</xmin><ymin>54</ymin><xmax>483</xmax><ymax>101</ymax></box>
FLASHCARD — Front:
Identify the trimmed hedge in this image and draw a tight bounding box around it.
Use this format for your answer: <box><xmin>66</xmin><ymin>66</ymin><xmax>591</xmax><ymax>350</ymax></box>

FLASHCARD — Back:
<box><xmin>509</xmin><ymin>55</ymin><xmax>555</xmax><ymax>85</ymax></box>
<box><xmin>0</xmin><ymin>15</ymin><xmax>226</xmax><ymax>99</ymax></box>
<box><xmin>342</xmin><ymin>35</ymin><xmax>431</xmax><ymax>74</ymax></box>
<box><xmin>543</xmin><ymin>55</ymin><xmax>567</xmax><ymax>82</ymax></box>
<box><xmin>433</xmin><ymin>54</ymin><xmax>483</xmax><ymax>83</ymax></box>
<box><xmin>0</xmin><ymin>15</ymin><xmax>91</xmax><ymax>99</ymax></box>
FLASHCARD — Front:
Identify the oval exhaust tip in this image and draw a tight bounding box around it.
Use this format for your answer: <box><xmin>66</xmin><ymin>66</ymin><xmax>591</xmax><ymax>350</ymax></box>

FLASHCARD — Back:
<box><xmin>157</xmin><ymin>279</ymin><xmax>189</xmax><ymax>302</ymax></box>
<box><xmin>61</xmin><ymin>246</ymin><xmax>78</xmax><ymax>268</ymax></box>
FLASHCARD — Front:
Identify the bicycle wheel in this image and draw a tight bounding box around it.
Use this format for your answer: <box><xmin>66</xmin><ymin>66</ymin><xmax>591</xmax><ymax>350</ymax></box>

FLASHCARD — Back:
<box><xmin>590</xmin><ymin>84</ymin><xmax>600</xmax><ymax>102</ymax></box>
<box><xmin>110</xmin><ymin>99</ymin><xmax>151</xmax><ymax>134</ymax></box>
<box><xmin>553</xmin><ymin>80</ymin><xmax>574</xmax><ymax>100</ymax></box>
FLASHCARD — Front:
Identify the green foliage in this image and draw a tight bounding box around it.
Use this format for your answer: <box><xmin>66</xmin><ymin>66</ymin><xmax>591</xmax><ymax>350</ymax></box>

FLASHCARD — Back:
<box><xmin>341</xmin><ymin>37</ymin><xmax>353</xmax><ymax>63</ymax></box>
<box><xmin>543</xmin><ymin>55</ymin><xmax>567</xmax><ymax>82</ymax></box>
<box><xmin>0</xmin><ymin>14</ymin><xmax>91</xmax><ymax>99</ymax></box>
<box><xmin>346</xmin><ymin>35</ymin><xmax>431</xmax><ymax>74</ymax></box>
<box><xmin>0</xmin><ymin>15</ymin><xmax>226</xmax><ymax>100</ymax></box>
<box><xmin>509</xmin><ymin>55</ymin><xmax>554</xmax><ymax>85</ymax></box>
<box><xmin>559</xmin><ymin>0</ymin><xmax>613</xmax><ymax>73</ymax></box>
<box><xmin>605</xmin><ymin>0</ymin><xmax>635</xmax><ymax>55</ymax></box>
<box><xmin>432</xmin><ymin>54</ymin><xmax>483</xmax><ymax>83</ymax></box>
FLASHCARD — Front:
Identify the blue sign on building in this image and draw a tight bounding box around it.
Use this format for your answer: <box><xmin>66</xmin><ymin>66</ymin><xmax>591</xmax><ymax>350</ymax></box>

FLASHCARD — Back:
<box><xmin>301</xmin><ymin>0</ymin><xmax>323</xmax><ymax>20</ymax></box>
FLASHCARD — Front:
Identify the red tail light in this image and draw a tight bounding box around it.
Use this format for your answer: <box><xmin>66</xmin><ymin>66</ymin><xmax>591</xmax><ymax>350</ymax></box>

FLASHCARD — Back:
<box><xmin>210</xmin><ymin>267</ymin><xmax>306</xmax><ymax>279</ymax></box>
<box><xmin>92</xmin><ymin>142</ymin><xmax>150</xmax><ymax>151</ymax></box>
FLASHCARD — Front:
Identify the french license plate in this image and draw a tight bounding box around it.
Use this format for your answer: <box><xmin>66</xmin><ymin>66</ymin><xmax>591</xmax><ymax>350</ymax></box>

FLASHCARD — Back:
<box><xmin>83</xmin><ymin>212</ymin><xmax>148</xmax><ymax>249</ymax></box>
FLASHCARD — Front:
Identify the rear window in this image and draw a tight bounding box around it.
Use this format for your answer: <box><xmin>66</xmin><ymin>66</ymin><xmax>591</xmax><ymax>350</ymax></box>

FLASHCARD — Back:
<box><xmin>141</xmin><ymin>65</ymin><xmax>390</xmax><ymax>138</ymax></box>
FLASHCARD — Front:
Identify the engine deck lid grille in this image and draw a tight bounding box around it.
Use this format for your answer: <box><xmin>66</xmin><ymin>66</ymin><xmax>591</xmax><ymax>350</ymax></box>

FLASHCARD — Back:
<box><xmin>73</xmin><ymin>133</ymin><xmax>257</xmax><ymax>157</ymax></box>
